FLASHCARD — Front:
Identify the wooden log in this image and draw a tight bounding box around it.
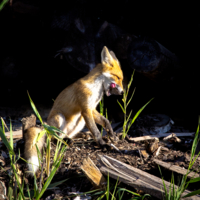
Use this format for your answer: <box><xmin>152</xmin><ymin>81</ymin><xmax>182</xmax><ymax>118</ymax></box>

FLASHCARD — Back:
<box><xmin>153</xmin><ymin>159</ymin><xmax>199</xmax><ymax>179</ymax></box>
<box><xmin>98</xmin><ymin>155</ymin><xmax>200</xmax><ymax>200</ymax></box>
<box><xmin>128</xmin><ymin>132</ymin><xmax>194</xmax><ymax>142</ymax></box>
<box><xmin>0</xmin><ymin>115</ymin><xmax>39</xmax><ymax>141</ymax></box>
<box><xmin>0</xmin><ymin>130</ymin><xmax>22</xmax><ymax>140</ymax></box>
<box><xmin>127</xmin><ymin>37</ymin><xmax>180</xmax><ymax>83</ymax></box>
<box><xmin>81</xmin><ymin>156</ymin><xmax>106</xmax><ymax>188</ymax></box>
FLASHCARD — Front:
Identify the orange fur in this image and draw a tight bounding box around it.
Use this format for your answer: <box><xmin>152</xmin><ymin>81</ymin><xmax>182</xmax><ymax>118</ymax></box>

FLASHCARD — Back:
<box><xmin>24</xmin><ymin>46</ymin><xmax>123</xmax><ymax>175</ymax></box>
<box><xmin>47</xmin><ymin>46</ymin><xmax>124</xmax><ymax>143</ymax></box>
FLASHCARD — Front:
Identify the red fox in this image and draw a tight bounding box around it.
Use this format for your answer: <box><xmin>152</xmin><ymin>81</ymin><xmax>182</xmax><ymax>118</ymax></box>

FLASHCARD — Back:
<box><xmin>24</xmin><ymin>46</ymin><xmax>124</xmax><ymax>175</ymax></box>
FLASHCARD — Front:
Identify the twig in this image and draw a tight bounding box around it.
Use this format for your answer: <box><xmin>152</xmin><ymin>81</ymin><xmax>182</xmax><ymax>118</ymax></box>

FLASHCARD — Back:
<box><xmin>110</xmin><ymin>143</ymin><xmax>121</xmax><ymax>153</ymax></box>
<box><xmin>138</xmin><ymin>149</ymin><xmax>144</xmax><ymax>164</ymax></box>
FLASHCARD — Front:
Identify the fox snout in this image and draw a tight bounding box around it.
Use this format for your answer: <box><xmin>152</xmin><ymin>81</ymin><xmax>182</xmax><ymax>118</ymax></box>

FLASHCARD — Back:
<box><xmin>110</xmin><ymin>84</ymin><xmax>123</xmax><ymax>95</ymax></box>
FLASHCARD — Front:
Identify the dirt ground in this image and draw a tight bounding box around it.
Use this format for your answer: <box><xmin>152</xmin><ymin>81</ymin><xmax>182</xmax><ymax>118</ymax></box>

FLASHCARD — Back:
<box><xmin>0</xmin><ymin>111</ymin><xmax>200</xmax><ymax>199</ymax></box>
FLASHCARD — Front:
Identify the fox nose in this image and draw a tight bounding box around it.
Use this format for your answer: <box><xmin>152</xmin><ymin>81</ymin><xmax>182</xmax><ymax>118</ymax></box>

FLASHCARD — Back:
<box><xmin>121</xmin><ymin>90</ymin><xmax>124</xmax><ymax>95</ymax></box>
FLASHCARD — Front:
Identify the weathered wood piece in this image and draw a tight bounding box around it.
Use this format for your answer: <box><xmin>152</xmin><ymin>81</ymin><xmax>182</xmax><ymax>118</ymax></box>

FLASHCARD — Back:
<box><xmin>163</xmin><ymin>133</ymin><xmax>181</xmax><ymax>142</ymax></box>
<box><xmin>0</xmin><ymin>130</ymin><xmax>22</xmax><ymax>140</ymax></box>
<box><xmin>128</xmin><ymin>132</ymin><xmax>195</xmax><ymax>142</ymax></box>
<box><xmin>0</xmin><ymin>181</ymin><xmax>6</xmax><ymax>200</ymax></box>
<box><xmin>81</xmin><ymin>156</ymin><xmax>106</xmax><ymax>188</ymax></box>
<box><xmin>128</xmin><ymin>135</ymin><xmax>159</xmax><ymax>142</ymax></box>
<box><xmin>153</xmin><ymin>159</ymin><xmax>199</xmax><ymax>179</ymax></box>
<box><xmin>99</xmin><ymin>155</ymin><xmax>200</xmax><ymax>200</ymax></box>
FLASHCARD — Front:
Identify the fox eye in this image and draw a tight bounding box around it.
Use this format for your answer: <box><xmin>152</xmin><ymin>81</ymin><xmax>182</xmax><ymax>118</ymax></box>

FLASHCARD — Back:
<box><xmin>111</xmin><ymin>73</ymin><xmax>120</xmax><ymax>80</ymax></box>
<box><xmin>115</xmin><ymin>75</ymin><xmax>120</xmax><ymax>80</ymax></box>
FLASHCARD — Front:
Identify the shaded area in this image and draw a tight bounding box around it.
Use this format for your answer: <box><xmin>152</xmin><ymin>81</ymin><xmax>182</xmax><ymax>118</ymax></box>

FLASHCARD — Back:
<box><xmin>0</xmin><ymin>1</ymin><xmax>200</xmax><ymax>126</ymax></box>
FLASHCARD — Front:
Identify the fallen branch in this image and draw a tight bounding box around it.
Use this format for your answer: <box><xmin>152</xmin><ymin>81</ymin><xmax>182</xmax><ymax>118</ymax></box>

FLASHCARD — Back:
<box><xmin>128</xmin><ymin>132</ymin><xmax>194</xmax><ymax>142</ymax></box>
<box><xmin>163</xmin><ymin>133</ymin><xmax>181</xmax><ymax>142</ymax></box>
<box><xmin>98</xmin><ymin>155</ymin><xmax>200</xmax><ymax>200</ymax></box>
<box><xmin>0</xmin><ymin>130</ymin><xmax>22</xmax><ymax>140</ymax></box>
<box><xmin>128</xmin><ymin>135</ymin><xmax>159</xmax><ymax>142</ymax></box>
<box><xmin>153</xmin><ymin>159</ymin><xmax>199</xmax><ymax>179</ymax></box>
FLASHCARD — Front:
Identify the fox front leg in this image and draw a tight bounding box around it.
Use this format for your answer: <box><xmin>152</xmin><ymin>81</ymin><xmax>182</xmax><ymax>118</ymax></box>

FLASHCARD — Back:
<box><xmin>82</xmin><ymin>109</ymin><xmax>111</xmax><ymax>150</ymax></box>
<box><xmin>92</xmin><ymin>109</ymin><xmax>116</xmax><ymax>140</ymax></box>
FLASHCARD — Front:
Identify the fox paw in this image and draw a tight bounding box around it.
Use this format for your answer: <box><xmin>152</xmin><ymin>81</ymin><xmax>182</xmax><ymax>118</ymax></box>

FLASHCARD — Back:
<box><xmin>109</xmin><ymin>132</ymin><xmax>118</xmax><ymax>143</ymax></box>
<box><xmin>98</xmin><ymin>139</ymin><xmax>112</xmax><ymax>151</ymax></box>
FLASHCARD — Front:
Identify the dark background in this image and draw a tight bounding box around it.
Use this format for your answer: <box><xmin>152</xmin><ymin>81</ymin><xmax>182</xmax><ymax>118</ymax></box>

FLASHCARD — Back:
<box><xmin>0</xmin><ymin>0</ymin><xmax>200</xmax><ymax>127</ymax></box>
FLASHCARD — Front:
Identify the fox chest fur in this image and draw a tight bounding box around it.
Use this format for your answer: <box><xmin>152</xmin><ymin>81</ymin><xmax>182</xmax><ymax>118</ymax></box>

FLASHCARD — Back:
<box><xmin>84</xmin><ymin>75</ymin><xmax>104</xmax><ymax>108</ymax></box>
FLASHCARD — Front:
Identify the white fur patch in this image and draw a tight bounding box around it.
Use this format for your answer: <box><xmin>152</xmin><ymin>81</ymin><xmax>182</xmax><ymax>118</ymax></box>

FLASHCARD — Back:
<box><xmin>103</xmin><ymin>72</ymin><xmax>112</xmax><ymax>78</ymax></box>
<box><xmin>64</xmin><ymin>113</ymin><xmax>82</xmax><ymax>133</ymax></box>
<box><xmin>68</xmin><ymin>117</ymin><xmax>86</xmax><ymax>138</ymax></box>
<box><xmin>85</xmin><ymin>76</ymin><xmax>104</xmax><ymax>108</ymax></box>
<box><xmin>28</xmin><ymin>156</ymin><xmax>39</xmax><ymax>175</ymax></box>
<box><xmin>58</xmin><ymin>113</ymin><xmax>66</xmax><ymax>131</ymax></box>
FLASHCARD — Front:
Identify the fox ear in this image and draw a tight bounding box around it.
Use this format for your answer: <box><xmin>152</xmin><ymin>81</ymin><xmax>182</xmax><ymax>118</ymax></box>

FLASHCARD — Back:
<box><xmin>101</xmin><ymin>46</ymin><xmax>114</xmax><ymax>66</ymax></box>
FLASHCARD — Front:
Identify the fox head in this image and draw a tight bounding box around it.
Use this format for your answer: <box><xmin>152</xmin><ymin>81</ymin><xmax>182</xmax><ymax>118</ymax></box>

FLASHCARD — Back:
<box><xmin>101</xmin><ymin>46</ymin><xmax>124</xmax><ymax>96</ymax></box>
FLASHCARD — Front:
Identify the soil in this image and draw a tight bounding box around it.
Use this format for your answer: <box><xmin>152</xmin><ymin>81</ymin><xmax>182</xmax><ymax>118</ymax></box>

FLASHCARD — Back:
<box><xmin>0</xmin><ymin>112</ymin><xmax>200</xmax><ymax>199</ymax></box>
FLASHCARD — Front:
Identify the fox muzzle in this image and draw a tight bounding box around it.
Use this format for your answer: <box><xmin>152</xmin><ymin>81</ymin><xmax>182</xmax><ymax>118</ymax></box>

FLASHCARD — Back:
<box><xmin>110</xmin><ymin>85</ymin><xmax>123</xmax><ymax>95</ymax></box>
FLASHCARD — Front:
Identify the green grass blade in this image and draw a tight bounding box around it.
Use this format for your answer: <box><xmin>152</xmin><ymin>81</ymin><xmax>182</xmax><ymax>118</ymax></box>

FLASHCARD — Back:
<box><xmin>105</xmin><ymin>108</ymin><xmax>108</xmax><ymax>119</ymax></box>
<box><xmin>126</xmin><ymin>98</ymin><xmax>153</xmax><ymax>134</ymax></box>
<box><xmin>127</xmin><ymin>87</ymin><xmax>136</xmax><ymax>107</ymax></box>
<box><xmin>36</xmin><ymin>147</ymin><xmax>66</xmax><ymax>200</ymax></box>
<box><xmin>53</xmin><ymin>140</ymin><xmax>62</xmax><ymax>163</ymax></box>
<box><xmin>111</xmin><ymin>177</ymin><xmax>119</xmax><ymax>200</ymax></box>
<box><xmin>141</xmin><ymin>194</ymin><xmax>151</xmax><ymax>200</ymax></box>
<box><xmin>46</xmin><ymin>137</ymin><xmax>51</xmax><ymax>176</ymax></box>
<box><xmin>106</xmin><ymin>173</ymin><xmax>109</xmax><ymax>200</ymax></box>
<box><xmin>0</xmin><ymin>0</ymin><xmax>9</xmax><ymax>11</ymax></box>
<box><xmin>9</xmin><ymin>120</ymin><xmax>13</xmax><ymax>150</ymax></box>
<box><xmin>12</xmin><ymin>164</ymin><xmax>26</xmax><ymax>200</ymax></box>
<box><xmin>47</xmin><ymin>178</ymin><xmax>70</xmax><ymax>189</ymax></box>
<box><xmin>0</xmin><ymin>127</ymin><xmax>15</xmax><ymax>155</ymax></box>
<box><xmin>1</xmin><ymin>117</ymin><xmax>5</xmax><ymax>133</ymax></box>
<box><xmin>172</xmin><ymin>173</ymin><xmax>177</xmax><ymax>199</ymax></box>
<box><xmin>36</xmin><ymin>130</ymin><xmax>46</xmax><ymax>142</ymax></box>
<box><xmin>97</xmin><ymin>193</ymin><xmax>106</xmax><ymax>200</ymax></box>
<box><xmin>35</xmin><ymin>144</ymin><xmax>43</xmax><ymax>170</ymax></box>
<box><xmin>127</xmin><ymin>70</ymin><xmax>135</xmax><ymax>90</ymax></box>
<box><xmin>126</xmin><ymin>110</ymin><xmax>133</xmax><ymax>125</ymax></box>
<box><xmin>34</xmin><ymin>173</ymin><xmax>39</xmax><ymax>198</ymax></box>
<box><xmin>100</xmin><ymin>96</ymin><xmax>104</xmax><ymax>116</ymax></box>
<box><xmin>190</xmin><ymin>125</ymin><xmax>199</xmax><ymax>165</ymax></box>
<box><xmin>117</xmin><ymin>100</ymin><xmax>125</xmax><ymax>113</ymax></box>
<box><xmin>182</xmin><ymin>189</ymin><xmax>200</xmax><ymax>198</ymax></box>
<box><xmin>118</xmin><ymin>189</ymin><xmax>125</xmax><ymax>200</ymax></box>
<box><xmin>8</xmin><ymin>178</ymin><xmax>13</xmax><ymax>200</ymax></box>
<box><xmin>158</xmin><ymin>165</ymin><xmax>168</xmax><ymax>199</ymax></box>
<box><xmin>187</xmin><ymin>177</ymin><xmax>200</xmax><ymax>184</ymax></box>
<box><xmin>116</xmin><ymin>188</ymin><xmax>141</xmax><ymax>197</ymax></box>
<box><xmin>27</xmin><ymin>92</ymin><xmax>43</xmax><ymax>124</ymax></box>
<box><xmin>43</xmin><ymin>124</ymin><xmax>68</xmax><ymax>145</ymax></box>
<box><xmin>1</xmin><ymin>117</ymin><xmax>10</xmax><ymax>132</ymax></box>
<box><xmin>26</xmin><ymin>184</ymin><xmax>31</xmax><ymax>200</ymax></box>
<box><xmin>19</xmin><ymin>193</ymin><xmax>22</xmax><ymax>200</ymax></box>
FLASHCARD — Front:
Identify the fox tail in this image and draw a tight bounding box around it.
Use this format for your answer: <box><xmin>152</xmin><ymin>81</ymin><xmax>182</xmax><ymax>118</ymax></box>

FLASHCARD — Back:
<box><xmin>24</xmin><ymin>127</ymin><xmax>46</xmax><ymax>176</ymax></box>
